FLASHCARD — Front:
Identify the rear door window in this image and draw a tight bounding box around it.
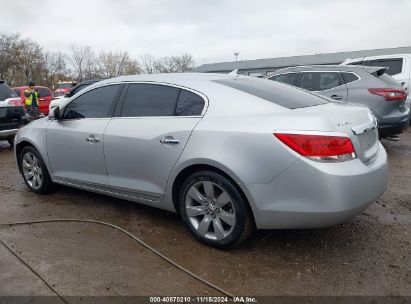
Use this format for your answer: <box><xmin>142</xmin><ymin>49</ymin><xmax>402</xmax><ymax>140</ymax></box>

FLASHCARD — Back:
<box><xmin>213</xmin><ymin>78</ymin><xmax>328</xmax><ymax>109</ymax></box>
<box><xmin>13</xmin><ymin>88</ymin><xmax>21</xmax><ymax>96</ymax></box>
<box><xmin>175</xmin><ymin>90</ymin><xmax>205</xmax><ymax>116</ymax></box>
<box><xmin>300</xmin><ymin>72</ymin><xmax>342</xmax><ymax>91</ymax></box>
<box><xmin>269</xmin><ymin>73</ymin><xmax>299</xmax><ymax>86</ymax></box>
<box><xmin>121</xmin><ymin>84</ymin><xmax>180</xmax><ymax>117</ymax></box>
<box><xmin>0</xmin><ymin>82</ymin><xmax>17</xmax><ymax>101</ymax></box>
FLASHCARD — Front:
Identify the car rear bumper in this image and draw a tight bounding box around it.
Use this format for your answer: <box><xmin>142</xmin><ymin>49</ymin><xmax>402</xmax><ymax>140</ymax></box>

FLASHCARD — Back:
<box><xmin>244</xmin><ymin>143</ymin><xmax>388</xmax><ymax>229</ymax></box>
<box><xmin>0</xmin><ymin>128</ymin><xmax>19</xmax><ymax>138</ymax></box>
<box><xmin>379</xmin><ymin>115</ymin><xmax>409</xmax><ymax>137</ymax></box>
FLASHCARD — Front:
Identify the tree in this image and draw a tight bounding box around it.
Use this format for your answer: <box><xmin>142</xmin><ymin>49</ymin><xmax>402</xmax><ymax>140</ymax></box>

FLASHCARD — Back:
<box><xmin>68</xmin><ymin>45</ymin><xmax>96</xmax><ymax>81</ymax></box>
<box><xmin>98</xmin><ymin>50</ymin><xmax>141</xmax><ymax>77</ymax></box>
<box><xmin>139</xmin><ymin>54</ymin><xmax>157</xmax><ymax>74</ymax></box>
<box><xmin>16</xmin><ymin>38</ymin><xmax>44</xmax><ymax>85</ymax></box>
<box><xmin>43</xmin><ymin>51</ymin><xmax>69</xmax><ymax>88</ymax></box>
<box><xmin>148</xmin><ymin>54</ymin><xmax>195</xmax><ymax>73</ymax></box>
<box><xmin>0</xmin><ymin>33</ymin><xmax>26</xmax><ymax>84</ymax></box>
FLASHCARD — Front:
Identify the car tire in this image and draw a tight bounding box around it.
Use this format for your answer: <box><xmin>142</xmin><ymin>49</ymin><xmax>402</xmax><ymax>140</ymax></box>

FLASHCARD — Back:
<box><xmin>7</xmin><ymin>137</ymin><xmax>14</xmax><ymax>147</ymax></box>
<box><xmin>20</xmin><ymin>146</ymin><xmax>54</xmax><ymax>194</ymax></box>
<box><xmin>178</xmin><ymin>170</ymin><xmax>254</xmax><ymax>249</ymax></box>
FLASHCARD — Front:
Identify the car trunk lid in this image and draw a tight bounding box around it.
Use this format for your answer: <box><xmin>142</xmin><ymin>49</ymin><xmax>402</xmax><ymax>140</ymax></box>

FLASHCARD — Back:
<box><xmin>294</xmin><ymin>102</ymin><xmax>379</xmax><ymax>164</ymax></box>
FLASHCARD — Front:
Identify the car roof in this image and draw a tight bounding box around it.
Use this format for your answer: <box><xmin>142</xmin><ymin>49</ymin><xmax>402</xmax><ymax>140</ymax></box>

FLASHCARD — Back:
<box><xmin>347</xmin><ymin>53</ymin><xmax>411</xmax><ymax>61</ymax></box>
<box><xmin>12</xmin><ymin>86</ymin><xmax>51</xmax><ymax>89</ymax></box>
<box><xmin>86</xmin><ymin>73</ymin><xmax>241</xmax><ymax>92</ymax></box>
<box><xmin>76</xmin><ymin>79</ymin><xmax>105</xmax><ymax>85</ymax></box>
<box><xmin>269</xmin><ymin>65</ymin><xmax>386</xmax><ymax>76</ymax></box>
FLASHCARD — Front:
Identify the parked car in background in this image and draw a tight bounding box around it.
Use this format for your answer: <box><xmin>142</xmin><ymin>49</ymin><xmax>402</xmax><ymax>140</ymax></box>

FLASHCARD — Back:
<box><xmin>53</xmin><ymin>81</ymin><xmax>77</xmax><ymax>97</ymax></box>
<box><xmin>15</xmin><ymin>73</ymin><xmax>388</xmax><ymax>248</ymax></box>
<box><xmin>268</xmin><ymin>65</ymin><xmax>409</xmax><ymax>138</ymax></box>
<box><xmin>13</xmin><ymin>86</ymin><xmax>53</xmax><ymax>115</ymax></box>
<box><xmin>0</xmin><ymin>81</ymin><xmax>27</xmax><ymax>146</ymax></box>
<box><xmin>49</xmin><ymin>79</ymin><xmax>104</xmax><ymax>111</ymax></box>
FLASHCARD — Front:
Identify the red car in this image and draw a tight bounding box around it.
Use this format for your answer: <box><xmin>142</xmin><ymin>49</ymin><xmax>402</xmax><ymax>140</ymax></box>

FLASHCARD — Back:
<box><xmin>53</xmin><ymin>81</ymin><xmax>77</xmax><ymax>97</ymax></box>
<box><xmin>13</xmin><ymin>86</ymin><xmax>53</xmax><ymax>115</ymax></box>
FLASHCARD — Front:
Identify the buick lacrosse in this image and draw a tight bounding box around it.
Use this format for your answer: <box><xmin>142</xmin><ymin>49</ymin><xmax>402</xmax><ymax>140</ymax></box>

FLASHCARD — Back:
<box><xmin>14</xmin><ymin>73</ymin><xmax>388</xmax><ymax>248</ymax></box>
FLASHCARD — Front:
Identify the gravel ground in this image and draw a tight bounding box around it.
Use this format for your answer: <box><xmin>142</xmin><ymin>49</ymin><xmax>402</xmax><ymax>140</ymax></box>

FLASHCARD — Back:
<box><xmin>0</xmin><ymin>130</ymin><xmax>410</xmax><ymax>300</ymax></box>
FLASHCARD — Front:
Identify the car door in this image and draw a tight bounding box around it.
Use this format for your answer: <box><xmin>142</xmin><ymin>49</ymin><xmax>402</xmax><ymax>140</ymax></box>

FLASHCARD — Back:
<box><xmin>47</xmin><ymin>84</ymin><xmax>122</xmax><ymax>185</ymax></box>
<box><xmin>299</xmin><ymin>71</ymin><xmax>348</xmax><ymax>101</ymax></box>
<box><xmin>104</xmin><ymin>83</ymin><xmax>206</xmax><ymax>201</ymax></box>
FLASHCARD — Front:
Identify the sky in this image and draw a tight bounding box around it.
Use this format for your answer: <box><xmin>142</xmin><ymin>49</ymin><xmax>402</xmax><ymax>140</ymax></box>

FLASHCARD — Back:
<box><xmin>1</xmin><ymin>0</ymin><xmax>411</xmax><ymax>66</ymax></box>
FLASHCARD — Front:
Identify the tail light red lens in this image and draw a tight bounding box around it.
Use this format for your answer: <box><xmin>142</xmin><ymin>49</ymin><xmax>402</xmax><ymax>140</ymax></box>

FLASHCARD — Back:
<box><xmin>368</xmin><ymin>88</ymin><xmax>407</xmax><ymax>101</ymax></box>
<box><xmin>7</xmin><ymin>98</ymin><xmax>23</xmax><ymax>106</ymax></box>
<box><xmin>274</xmin><ymin>133</ymin><xmax>356</xmax><ymax>162</ymax></box>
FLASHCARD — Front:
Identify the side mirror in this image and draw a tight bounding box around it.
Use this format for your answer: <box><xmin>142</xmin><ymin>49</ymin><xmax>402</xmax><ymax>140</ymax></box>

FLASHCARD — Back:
<box><xmin>49</xmin><ymin>106</ymin><xmax>62</xmax><ymax>120</ymax></box>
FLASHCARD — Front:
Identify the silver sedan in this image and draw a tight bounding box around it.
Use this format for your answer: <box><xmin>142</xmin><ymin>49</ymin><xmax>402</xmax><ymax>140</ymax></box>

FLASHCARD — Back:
<box><xmin>14</xmin><ymin>73</ymin><xmax>388</xmax><ymax>248</ymax></box>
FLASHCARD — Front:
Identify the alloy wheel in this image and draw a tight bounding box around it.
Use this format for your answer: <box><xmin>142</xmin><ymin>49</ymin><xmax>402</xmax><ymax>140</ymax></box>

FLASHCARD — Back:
<box><xmin>22</xmin><ymin>152</ymin><xmax>43</xmax><ymax>190</ymax></box>
<box><xmin>185</xmin><ymin>181</ymin><xmax>236</xmax><ymax>241</ymax></box>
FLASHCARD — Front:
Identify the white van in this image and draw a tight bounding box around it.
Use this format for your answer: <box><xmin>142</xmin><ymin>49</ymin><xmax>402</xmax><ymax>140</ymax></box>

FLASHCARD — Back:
<box><xmin>342</xmin><ymin>54</ymin><xmax>411</xmax><ymax>109</ymax></box>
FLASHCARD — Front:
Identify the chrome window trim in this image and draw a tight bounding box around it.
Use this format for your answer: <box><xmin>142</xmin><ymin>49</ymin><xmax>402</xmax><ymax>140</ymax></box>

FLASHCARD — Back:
<box><xmin>267</xmin><ymin>71</ymin><xmax>298</xmax><ymax>80</ymax></box>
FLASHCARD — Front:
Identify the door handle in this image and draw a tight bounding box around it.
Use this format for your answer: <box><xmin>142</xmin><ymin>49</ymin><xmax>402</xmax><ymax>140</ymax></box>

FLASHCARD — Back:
<box><xmin>160</xmin><ymin>138</ymin><xmax>180</xmax><ymax>145</ymax></box>
<box><xmin>86</xmin><ymin>136</ymin><xmax>100</xmax><ymax>143</ymax></box>
<box><xmin>331</xmin><ymin>95</ymin><xmax>343</xmax><ymax>100</ymax></box>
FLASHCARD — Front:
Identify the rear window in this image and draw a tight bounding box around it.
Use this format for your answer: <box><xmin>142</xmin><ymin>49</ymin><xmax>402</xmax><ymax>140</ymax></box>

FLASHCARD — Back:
<box><xmin>348</xmin><ymin>58</ymin><xmax>403</xmax><ymax>76</ymax></box>
<box><xmin>0</xmin><ymin>82</ymin><xmax>17</xmax><ymax>101</ymax></box>
<box><xmin>213</xmin><ymin>78</ymin><xmax>328</xmax><ymax>109</ymax></box>
<box><xmin>37</xmin><ymin>87</ymin><xmax>52</xmax><ymax>97</ymax></box>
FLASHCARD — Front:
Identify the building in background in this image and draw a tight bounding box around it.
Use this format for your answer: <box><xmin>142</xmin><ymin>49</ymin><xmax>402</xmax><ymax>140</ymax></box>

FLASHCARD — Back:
<box><xmin>195</xmin><ymin>46</ymin><xmax>411</xmax><ymax>77</ymax></box>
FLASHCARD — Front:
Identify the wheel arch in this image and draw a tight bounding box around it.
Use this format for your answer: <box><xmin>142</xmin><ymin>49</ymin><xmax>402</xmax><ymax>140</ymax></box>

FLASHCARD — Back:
<box><xmin>15</xmin><ymin>139</ymin><xmax>48</xmax><ymax>174</ymax></box>
<box><xmin>170</xmin><ymin>162</ymin><xmax>256</xmax><ymax>227</ymax></box>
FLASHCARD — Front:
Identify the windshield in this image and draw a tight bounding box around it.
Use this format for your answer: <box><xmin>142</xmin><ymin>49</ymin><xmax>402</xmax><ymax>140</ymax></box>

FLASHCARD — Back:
<box><xmin>213</xmin><ymin>77</ymin><xmax>329</xmax><ymax>109</ymax></box>
<box><xmin>58</xmin><ymin>83</ymin><xmax>74</xmax><ymax>89</ymax></box>
<box><xmin>37</xmin><ymin>87</ymin><xmax>52</xmax><ymax>97</ymax></box>
<box><xmin>0</xmin><ymin>82</ymin><xmax>18</xmax><ymax>101</ymax></box>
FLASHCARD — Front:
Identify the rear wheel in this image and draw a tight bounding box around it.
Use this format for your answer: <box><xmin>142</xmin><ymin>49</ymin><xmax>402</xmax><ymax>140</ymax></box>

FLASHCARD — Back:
<box><xmin>178</xmin><ymin>171</ymin><xmax>254</xmax><ymax>249</ymax></box>
<box><xmin>20</xmin><ymin>146</ymin><xmax>54</xmax><ymax>194</ymax></box>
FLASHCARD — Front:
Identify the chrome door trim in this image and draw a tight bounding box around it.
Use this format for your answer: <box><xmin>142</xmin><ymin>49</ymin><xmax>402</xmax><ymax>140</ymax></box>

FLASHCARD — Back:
<box><xmin>53</xmin><ymin>177</ymin><xmax>162</xmax><ymax>202</ymax></box>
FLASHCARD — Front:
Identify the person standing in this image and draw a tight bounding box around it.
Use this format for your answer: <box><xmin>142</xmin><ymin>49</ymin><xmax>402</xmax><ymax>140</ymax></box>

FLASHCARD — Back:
<box><xmin>24</xmin><ymin>81</ymin><xmax>39</xmax><ymax>119</ymax></box>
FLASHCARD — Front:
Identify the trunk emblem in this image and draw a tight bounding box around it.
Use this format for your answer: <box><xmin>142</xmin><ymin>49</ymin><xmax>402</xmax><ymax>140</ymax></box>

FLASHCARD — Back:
<box><xmin>337</xmin><ymin>122</ymin><xmax>350</xmax><ymax>126</ymax></box>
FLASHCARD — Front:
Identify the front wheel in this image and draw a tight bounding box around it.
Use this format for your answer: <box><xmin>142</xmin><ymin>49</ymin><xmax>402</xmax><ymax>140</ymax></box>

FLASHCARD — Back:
<box><xmin>178</xmin><ymin>171</ymin><xmax>254</xmax><ymax>249</ymax></box>
<box><xmin>20</xmin><ymin>146</ymin><xmax>54</xmax><ymax>194</ymax></box>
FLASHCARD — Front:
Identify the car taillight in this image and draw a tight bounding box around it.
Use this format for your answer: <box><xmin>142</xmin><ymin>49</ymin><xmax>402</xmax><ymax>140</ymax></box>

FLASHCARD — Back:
<box><xmin>368</xmin><ymin>88</ymin><xmax>407</xmax><ymax>101</ymax></box>
<box><xmin>274</xmin><ymin>133</ymin><xmax>356</xmax><ymax>162</ymax></box>
<box><xmin>7</xmin><ymin>98</ymin><xmax>23</xmax><ymax>106</ymax></box>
